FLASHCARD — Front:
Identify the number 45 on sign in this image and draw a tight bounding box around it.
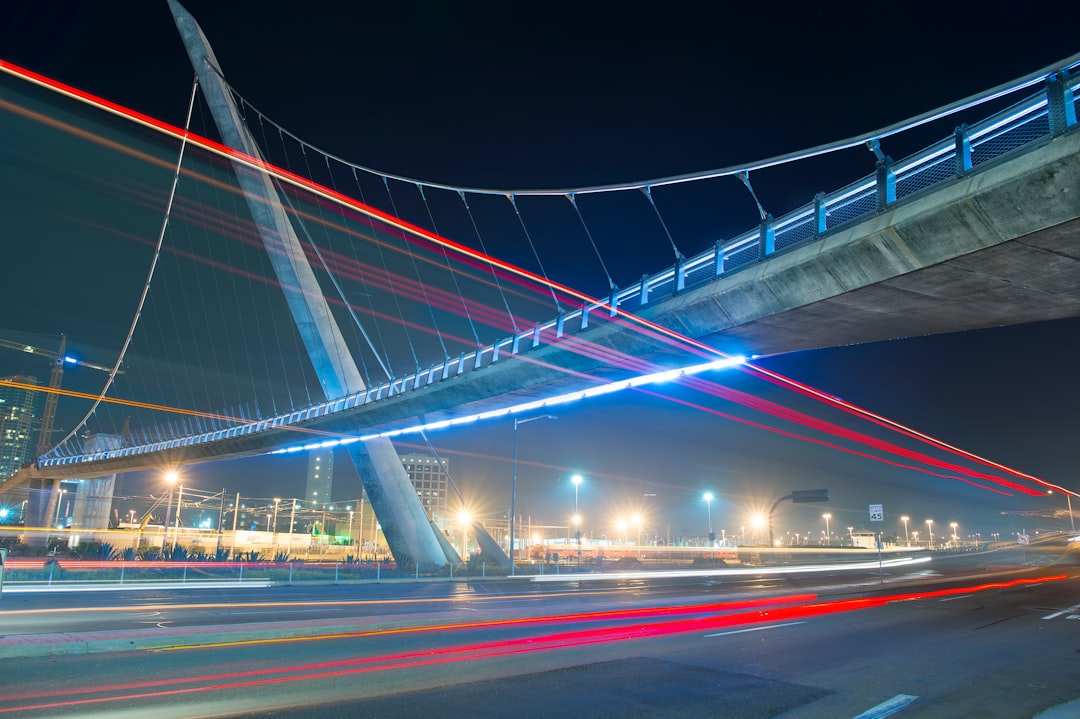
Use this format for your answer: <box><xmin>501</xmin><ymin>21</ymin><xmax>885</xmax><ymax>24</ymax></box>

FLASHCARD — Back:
<box><xmin>869</xmin><ymin>504</ymin><xmax>884</xmax><ymax>522</ymax></box>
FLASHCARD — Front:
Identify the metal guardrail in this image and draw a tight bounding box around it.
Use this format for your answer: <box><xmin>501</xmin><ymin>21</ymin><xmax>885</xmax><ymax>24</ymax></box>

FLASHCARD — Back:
<box><xmin>39</xmin><ymin>66</ymin><xmax>1078</xmax><ymax>468</ymax></box>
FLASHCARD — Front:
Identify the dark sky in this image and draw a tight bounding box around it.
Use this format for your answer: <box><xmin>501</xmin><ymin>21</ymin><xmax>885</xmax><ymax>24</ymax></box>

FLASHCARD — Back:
<box><xmin>1</xmin><ymin>1</ymin><xmax>1078</xmax><ymax>541</ymax></box>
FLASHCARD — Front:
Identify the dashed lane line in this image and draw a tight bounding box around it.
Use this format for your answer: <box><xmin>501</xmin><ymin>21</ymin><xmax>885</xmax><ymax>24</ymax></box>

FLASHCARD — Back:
<box><xmin>852</xmin><ymin>693</ymin><xmax>919</xmax><ymax>719</ymax></box>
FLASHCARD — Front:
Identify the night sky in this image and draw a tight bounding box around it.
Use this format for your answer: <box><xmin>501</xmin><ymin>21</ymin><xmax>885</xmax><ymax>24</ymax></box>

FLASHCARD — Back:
<box><xmin>1</xmin><ymin>1</ymin><xmax>1078</xmax><ymax>542</ymax></box>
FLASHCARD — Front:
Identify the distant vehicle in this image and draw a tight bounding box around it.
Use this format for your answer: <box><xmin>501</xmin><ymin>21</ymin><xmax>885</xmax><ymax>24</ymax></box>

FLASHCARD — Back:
<box><xmin>1068</xmin><ymin>535</ymin><xmax>1080</xmax><ymax>543</ymax></box>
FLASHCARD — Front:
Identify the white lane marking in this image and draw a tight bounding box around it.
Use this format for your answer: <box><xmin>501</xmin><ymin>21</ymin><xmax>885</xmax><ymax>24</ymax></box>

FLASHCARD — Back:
<box><xmin>704</xmin><ymin>621</ymin><xmax>805</xmax><ymax>637</ymax></box>
<box><xmin>852</xmin><ymin>693</ymin><xmax>919</xmax><ymax>719</ymax></box>
<box><xmin>939</xmin><ymin>594</ymin><xmax>973</xmax><ymax>602</ymax></box>
<box><xmin>1042</xmin><ymin>603</ymin><xmax>1080</xmax><ymax>620</ymax></box>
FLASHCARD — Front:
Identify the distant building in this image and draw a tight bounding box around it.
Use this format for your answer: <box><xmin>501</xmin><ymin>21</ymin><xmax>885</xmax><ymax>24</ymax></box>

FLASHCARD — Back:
<box><xmin>0</xmin><ymin>375</ymin><xmax>38</xmax><ymax>479</ymax></box>
<box><xmin>401</xmin><ymin>454</ymin><xmax>449</xmax><ymax>529</ymax></box>
<box><xmin>305</xmin><ymin>449</ymin><xmax>334</xmax><ymax>504</ymax></box>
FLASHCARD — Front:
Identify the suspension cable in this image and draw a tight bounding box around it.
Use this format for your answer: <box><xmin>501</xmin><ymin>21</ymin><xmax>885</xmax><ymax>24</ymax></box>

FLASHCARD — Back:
<box><xmin>509</xmin><ymin>194</ymin><xmax>563</xmax><ymax>315</ymax></box>
<box><xmin>418</xmin><ymin>184</ymin><xmax>481</xmax><ymax>347</ymax></box>
<box><xmin>641</xmin><ymin>186</ymin><xmax>684</xmax><ymax>261</ymax></box>
<box><xmin>53</xmin><ymin>77</ymin><xmax>201</xmax><ymax>453</ymax></box>
<box><xmin>568</xmin><ymin>193</ymin><xmax>616</xmax><ymax>291</ymax></box>
<box><xmin>459</xmin><ymin>191</ymin><xmax>520</xmax><ymax>332</ymax></box>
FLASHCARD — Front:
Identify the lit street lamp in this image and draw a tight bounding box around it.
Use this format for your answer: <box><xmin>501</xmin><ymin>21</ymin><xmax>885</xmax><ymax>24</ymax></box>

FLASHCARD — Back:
<box><xmin>925</xmin><ymin>519</ymin><xmax>934</xmax><ymax>549</ymax></box>
<box><xmin>458</xmin><ymin>510</ymin><xmax>471</xmax><ymax>560</ymax></box>
<box><xmin>632</xmin><ymin>513</ymin><xmax>643</xmax><ymax>546</ymax></box>
<box><xmin>1048</xmin><ymin>489</ymin><xmax>1076</xmax><ymax>533</ymax></box>
<box><xmin>703</xmin><ymin>492</ymin><xmax>714</xmax><ymax>544</ymax></box>
<box><xmin>511</xmin><ymin>415</ymin><xmax>556</xmax><ymax>575</ymax></box>
<box><xmin>901</xmin><ymin>516</ymin><xmax>910</xmax><ymax>546</ymax></box>
<box><xmin>950</xmin><ymin>521</ymin><xmax>959</xmax><ymax>547</ymax></box>
<box><xmin>161</xmin><ymin>471</ymin><xmax>178</xmax><ymax>552</ymax></box>
<box><xmin>572</xmin><ymin>474</ymin><xmax>583</xmax><ymax>515</ymax></box>
<box><xmin>822</xmin><ymin>513</ymin><xmax>832</xmax><ymax>546</ymax></box>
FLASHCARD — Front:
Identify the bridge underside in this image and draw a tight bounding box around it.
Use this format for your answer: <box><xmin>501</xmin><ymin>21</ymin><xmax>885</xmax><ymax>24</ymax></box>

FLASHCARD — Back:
<box><xmin>658</xmin><ymin>130</ymin><xmax>1080</xmax><ymax>357</ymax></box>
<box><xmin>10</xmin><ymin>125</ymin><xmax>1079</xmax><ymax>483</ymax></box>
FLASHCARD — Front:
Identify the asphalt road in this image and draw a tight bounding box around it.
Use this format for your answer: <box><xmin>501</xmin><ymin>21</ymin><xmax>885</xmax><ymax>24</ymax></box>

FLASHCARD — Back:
<box><xmin>0</xmin><ymin>543</ymin><xmax>1077</xmax><ymax>718</ymax></box>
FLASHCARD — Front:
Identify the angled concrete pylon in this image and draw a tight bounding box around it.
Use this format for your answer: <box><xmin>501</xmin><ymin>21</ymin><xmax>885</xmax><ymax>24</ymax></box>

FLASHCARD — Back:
<box><xmin>168</xmin><ymin>0</ymin><xmax>451</xmax><ymax>571</ymax></box>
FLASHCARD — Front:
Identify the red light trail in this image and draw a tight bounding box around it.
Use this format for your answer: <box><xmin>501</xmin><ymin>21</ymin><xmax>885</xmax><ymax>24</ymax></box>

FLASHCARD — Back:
<box><xmin>0</xmin><ymin>576</ymin><xmax>1065</xmax><ymax>714</ymax></box>
<box><xmin>0</xmin><ymin>57</ymin><xmax>1063</xmax><ymax>498</ymax></box>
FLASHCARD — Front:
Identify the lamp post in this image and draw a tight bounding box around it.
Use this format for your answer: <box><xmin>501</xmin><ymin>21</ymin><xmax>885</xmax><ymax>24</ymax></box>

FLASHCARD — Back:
<box><xmin>161</xmin><ymin>471</ymin><xmax>178</xmax><ymax>552</ymax></box>
<box><xmin>822</xmin><ymin>513</ymin><xmax>832</xmax><ymax>546</ymax></box>
<box><xmin>572</xmin><ymin>474</ymin><xmax>584</xmax><ymax>561</ymax></box>
<box><xmin>703</xmin><ymin>492</ymin><xmax>714</xmax><ymax>545</ymax></box>
<box><xmin>272</xmin><ymin>498</ymin><xmax>281</xmax><ymax>553</ymax></box>
<box><xmin>950</xmin><ymin>521</ymin><xmax>959</xmax><ymax>548</ymax></box>
<box><xmin>901</xmin><ymin>516</ymin><xmax>910</xmax><ymax>546</ymax></box>
<box><xmin>348</xmin><ymin>509</ymin><xmax>355</xmax><ymax>546</ymax></box>
<box><xmin>925</xmin><ymin>519</ymin><xmax>934</xmax><ymax>549</ymax></box>
<box><xmin>632</xmin><ymin>513</ymin><xmax>643</xmax><ymax>547</ymax></box>
<box><xmin>511</xmin><ymin>415</ymin><xmax>555</xmax><ymax>575</ymax></box>
<box><xmin>572</xmin><ymin>513</ymin><xmax>582</xmax><ymax>562</ymax></box>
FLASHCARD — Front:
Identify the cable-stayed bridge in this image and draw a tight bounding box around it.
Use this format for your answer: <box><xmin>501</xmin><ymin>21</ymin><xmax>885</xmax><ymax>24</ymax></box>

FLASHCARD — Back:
<box><xmin>0</xmin><ymin>4</ymin><xmax>1076</xmax><ymax>567</ymax></box>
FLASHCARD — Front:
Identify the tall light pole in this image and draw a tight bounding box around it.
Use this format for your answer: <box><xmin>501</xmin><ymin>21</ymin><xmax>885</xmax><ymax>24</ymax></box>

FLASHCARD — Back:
<box><xmin>950</xmin><ymin>521</ymin><xmax>959</xmax><ymax>548</ymax></box>
<box><xmin>572</xmin><ymin>513</ymin><xmax>582</xmax><ymax>562</ymax></box>
<box><xmin>632</xmin><ymin>513</ymin><xmax>643</xmax><ymax>547</ymax></box>
<box><xmin>901</xmin><ymin>516</ymin><xmax>910</xmax><ymax>546</ymax></box>
<box><xmin>925</xmin><ymin>519</ymin><xmax>934</xmax><ymax>549</ymax></box>
<box><xmin>511</xmin><ymin>415</ymin><xmax>555</xmax><ymax>575</ymax></box>
<box><xmin>572</xmin><ymin>474</ymin><xmax>584</xmax><ymax>560</ymax></box>
<box><xmin>822</xmin><ymin>513</ymin><xmax>832</xmax><ymax>546</ymax></box>
<box><xmin>161</xmin><ymin>471</ymin><xmax>178</xmax><ymax>552</ymax></box>
<box><xmin>703</xmin><ymin>492</ymin><xmax>714</xmax><ymax>544</ymax></box>
<box><xmin>272</xmin><ymin>498</ymin><xmax>281</xmax><ymax>553</ymax></box>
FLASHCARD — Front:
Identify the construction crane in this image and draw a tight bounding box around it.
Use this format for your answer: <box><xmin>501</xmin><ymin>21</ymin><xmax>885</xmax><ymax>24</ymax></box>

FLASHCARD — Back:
<box><xmin>0</xmin><ymin>334</ymin><xmax>118</xmax><ymax>457</ymax></box>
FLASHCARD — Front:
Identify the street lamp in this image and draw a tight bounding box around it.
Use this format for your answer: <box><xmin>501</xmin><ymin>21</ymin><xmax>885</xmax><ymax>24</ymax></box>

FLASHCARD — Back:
<box><xmin>703</xmin><ymin>492</ymin><xmax>714</xmax><ymax>544</ymax></box>
<box><xmin>925</xmin><ymin>519</ymin><xmax>934</xmax><ymax>549</ymax></box>
<box><xmin>822</xmin><ymin>513</ymin><xmax>832</xmax><ymax>546</ymax></box>
<box><xmin>632</xmin><ymin>513</ymin><xmax>643</xmax><ymax>546</ymax></box>
<box><xmin>901</xmin><ymin>516</ymin><xmax>910</xmax><ymax>546</ymax></box>
<box><xmin>950</xmin><ymin>521</ymin><xmax>959</xmax><ymax>548</ymax></box>
<box><xmin>161</xmin><ymin>471</ymin><xmax>178</xmax><ymax>552</ymax></box>
<box><xmin>458</xmin><ymin>510</ymin><xmax>471</xmax><ymax>560</ymax></box>
<box><xmin>511</xmin><ymin>415</ymin><xmax>555</xmax><ymax>575</ymax></box>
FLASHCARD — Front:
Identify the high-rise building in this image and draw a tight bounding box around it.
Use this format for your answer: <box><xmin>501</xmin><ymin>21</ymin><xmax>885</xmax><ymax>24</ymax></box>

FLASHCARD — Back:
<box><xmin>401</xmin><ymin>454</ymin><xmax>449</xmax><ymax>529</ymax></box>
<box><xmin>0</xmin><ymin>375</ymin><xmax>38</xmax><ymax>480</ymax></box>
<box><xmin>304</xmin><ymin>449</ymin><xmax>334</xmax><ymax>504</ymax></box>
